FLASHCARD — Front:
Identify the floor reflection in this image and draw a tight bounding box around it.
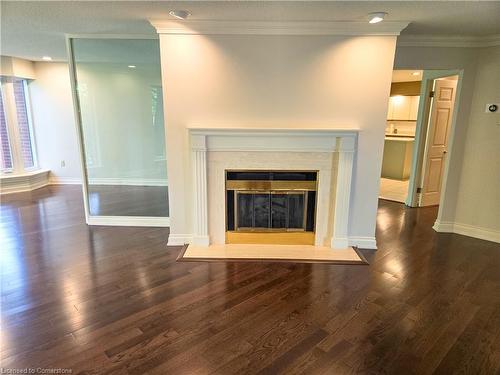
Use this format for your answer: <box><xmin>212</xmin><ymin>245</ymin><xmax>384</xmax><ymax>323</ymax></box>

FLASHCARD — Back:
<box><xmin>2</xmin><ymin>186</ymin><xmax>500</xmax><ymax>374</ymax></box>
<box><xmin>87</xmin><ymin>185</ymin><xmax>169</xmax><ymax>217</ymax></box>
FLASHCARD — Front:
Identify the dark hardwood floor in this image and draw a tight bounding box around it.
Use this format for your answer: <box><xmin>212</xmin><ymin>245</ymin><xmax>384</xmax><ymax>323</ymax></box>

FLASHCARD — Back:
<box><xmin>87</xmin><ymin>185</ymin><xmax>169</xmax><ymax>217</ymax></box>
<box><xmin>1</xmin><ymin>185</ymin><xmax>499</xmax><ymax>374</ymax></box>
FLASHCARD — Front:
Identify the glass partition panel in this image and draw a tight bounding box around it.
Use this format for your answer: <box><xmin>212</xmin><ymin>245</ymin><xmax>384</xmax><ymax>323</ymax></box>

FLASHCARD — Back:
<box><xmin>71</xmin><ymin>38</ymin><xmax>168</xmax><ymax>217</ymax></box>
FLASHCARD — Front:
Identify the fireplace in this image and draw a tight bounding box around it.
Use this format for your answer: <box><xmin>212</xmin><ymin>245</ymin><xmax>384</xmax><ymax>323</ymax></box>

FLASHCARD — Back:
<box><xmin>180</xmin><ymin>128</ymin><xmax>359</xmax><ymax>249</ymax></box>
<box><xmin>225</xmin><ymin>170</ymin><xmax>317</xmax><ymax>245</ymax></box>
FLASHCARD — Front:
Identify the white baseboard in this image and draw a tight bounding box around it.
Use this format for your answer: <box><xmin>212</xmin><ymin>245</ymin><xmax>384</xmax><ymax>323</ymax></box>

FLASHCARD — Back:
<box><xmin>49</xmin><ymin>176</ymin><xmax>168</xmax><ymax>186</ymax></box>
<box><xmin>49</xmin><ymin>176</ymin><xmax>82</xmax><ymax>185</ymax></box>
<box><xmin>88</xmin><ymin>216</ymin><xmax>170</xmax><ymax>227</ymax></box>
<box><xmin>348</xmin><ymin>236</ymin><xmax>378</xmax><ymax>250</ymax></box>
<box><xmin>88</xmin><ymin>177</ymin><xmax>168</xmax><ymax>187</ymax></box>
<box><xmin>48</xmin><ymin>176</ymin><xmax>167</xmax><ymax>187</ymax></box>
<box><xmin>331</xmin><ymin>237</ymin><xmax>349</xmax><ymax>250</ymax></box>
<box><xmin>192</xmin><ymin>235</ymin><xmax>210</xmax><ymax>246</ymax></box>
<box><xmin>167</xmin><ymin>234</ymin><xmax>193</xmax><ymax>246</ymax></box>
<box><xmin>170</xmin><ymin>233</ymin><xmax>378</xmax><ymax>249</ymax></box>
<box><xmin>434</xmin><ymin>220</ymin><xmax>500</xmax><ymax>244</ymax></box>
<box><xmin>433</xmin><ymin>220</ymin><xmax>454</xmax><ymax>232</ymax></box>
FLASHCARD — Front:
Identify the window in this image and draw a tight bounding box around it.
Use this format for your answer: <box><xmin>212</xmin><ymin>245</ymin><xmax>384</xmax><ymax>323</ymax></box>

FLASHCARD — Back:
<box><xmin>0</xmin><ymin>80</ymin><xmax>37</xmax><ymax>174</ymax></box>
<box><xmin>0</xmin><ymin>86</ymin><xmax>13</xmax><ymax>172</ymax></box>
<box><xmin>13</xmin><ymin>80</ymin><xmax>36</xmax><ymax>169</ymax></box>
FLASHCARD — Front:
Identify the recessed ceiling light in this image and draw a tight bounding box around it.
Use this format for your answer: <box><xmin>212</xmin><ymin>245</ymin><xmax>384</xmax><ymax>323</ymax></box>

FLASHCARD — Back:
<box><xmin>412</xmin><ymin>71</ymin><xmax>421</xmax><ymax>76</ymax></box>
<box><xmin>368</xmin><ymin>12</ymin><xmax>388</xmax><ymax>24</ymax></box>
<box><xmin>169</xmin><ymin>10</ymin><xmax>190</xmax><ymax>20</ymax></box>
<box><xmin>42</xmin><ymin>56</ymin><xmax>52</xmax><ymax>61</ymax></box>
<box><xmin>128</xmin><ymin>65</ymin><xmax>136</xmax><ymax>68</ymax></box>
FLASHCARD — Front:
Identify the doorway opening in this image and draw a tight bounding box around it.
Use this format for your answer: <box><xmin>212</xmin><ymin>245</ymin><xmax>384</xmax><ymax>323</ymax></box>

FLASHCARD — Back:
<box><xmin>380</xmin><ymin>70</ymin><xmax>462</xmax><ymax>212</ymax></box>
<box><xmin>379</xmin><ymin>70</ymin><xmax>422</xmax><ymax>203</ymax></box>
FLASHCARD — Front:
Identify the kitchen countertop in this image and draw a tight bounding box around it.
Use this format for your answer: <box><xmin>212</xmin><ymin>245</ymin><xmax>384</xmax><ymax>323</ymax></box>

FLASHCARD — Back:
<box><xmin>385</xmin><ymin>135</ymin><xmax>415</xmax><ymax>142</ymax></box>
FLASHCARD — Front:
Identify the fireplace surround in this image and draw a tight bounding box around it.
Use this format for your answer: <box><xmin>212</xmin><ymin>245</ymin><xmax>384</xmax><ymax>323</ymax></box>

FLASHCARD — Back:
<box><xmin>181</xmin><ymin>128</ymin><xmax>359</xmax><ymax>249</ymax></box>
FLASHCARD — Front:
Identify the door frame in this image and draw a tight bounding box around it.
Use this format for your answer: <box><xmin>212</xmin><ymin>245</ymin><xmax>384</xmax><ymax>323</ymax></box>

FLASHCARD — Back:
<box><xmin>405</xmin><ymin>70</ymin><xmax>464</xmax><ymax>219</ymax></box>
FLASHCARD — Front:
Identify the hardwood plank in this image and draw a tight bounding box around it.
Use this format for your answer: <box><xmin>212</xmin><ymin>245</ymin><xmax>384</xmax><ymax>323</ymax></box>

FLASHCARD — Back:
<box><xmin>1</xmin><ymin>185</ymin><xmax>500</xmax><ymax>374</ymax></box>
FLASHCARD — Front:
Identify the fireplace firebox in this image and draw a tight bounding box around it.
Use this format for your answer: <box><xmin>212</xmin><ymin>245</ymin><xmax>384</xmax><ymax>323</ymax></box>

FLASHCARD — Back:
<box><xmin>225</xmin><ymin>171</ymin><xmax>317</xmax><ymax>245</ymax></box>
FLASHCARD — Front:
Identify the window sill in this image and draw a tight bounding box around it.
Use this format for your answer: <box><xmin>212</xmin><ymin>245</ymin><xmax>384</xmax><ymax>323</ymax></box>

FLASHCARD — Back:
<box><xmin>0</xmin><ymin>169</ymin><xmax>50</xmax><ymax>195</ymax></box>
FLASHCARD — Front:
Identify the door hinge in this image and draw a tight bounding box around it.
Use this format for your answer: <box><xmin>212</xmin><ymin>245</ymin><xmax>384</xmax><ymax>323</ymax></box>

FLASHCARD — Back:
<box><xmin>429</xmin><ymin>91</ymin><xmax>435</xmax><ymax>98</ymax></box>
<box><xmin>416</xmin><ymin>187</ymin><xmax>422</xmax><ymax>194</ymax></box>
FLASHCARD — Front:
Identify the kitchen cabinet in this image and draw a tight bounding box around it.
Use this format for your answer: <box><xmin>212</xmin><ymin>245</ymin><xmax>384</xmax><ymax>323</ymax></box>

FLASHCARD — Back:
<box><xmin>387</xmin><ymin>95</ymin><xmax>420</xmax><ymax>121</ymax></box>
<box><xmin>409</xmin><ymin>96</ymin><xmax>420</xmax><ymax>120</ymax></box>
<box><xmin>381</xmin><ymin>137</ymin><xmax>414</xmax><ymax>180</ymax></box>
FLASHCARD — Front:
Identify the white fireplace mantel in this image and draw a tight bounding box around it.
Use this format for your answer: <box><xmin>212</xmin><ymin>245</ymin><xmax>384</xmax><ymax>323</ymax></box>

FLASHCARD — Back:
<box><xmin>180</xmin><ymin>127</ymin><xmax>359</xmax><ymax>249</ymax></box>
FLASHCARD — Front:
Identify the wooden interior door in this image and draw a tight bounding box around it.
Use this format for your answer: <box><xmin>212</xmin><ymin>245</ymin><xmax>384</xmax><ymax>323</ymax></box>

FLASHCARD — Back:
<box><xmin>420</xmin><ymin>78</ymin><xmax>457</xmax><ymax>206</ymax></box>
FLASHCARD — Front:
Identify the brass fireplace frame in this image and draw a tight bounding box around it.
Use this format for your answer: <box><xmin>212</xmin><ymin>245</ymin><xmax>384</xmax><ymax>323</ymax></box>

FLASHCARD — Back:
<box><xmin>226</xmin><ymin>180</ymin><xmax>316</xmax><ymax>191</ymax></box>
<box><xmin>225</xmin><ymin>170</ymin><xmax>318</xmax><ymax>245</ymax></box>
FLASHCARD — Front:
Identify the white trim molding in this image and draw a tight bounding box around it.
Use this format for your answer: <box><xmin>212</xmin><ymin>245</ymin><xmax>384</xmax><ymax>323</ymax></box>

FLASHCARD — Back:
<box><xmin>168</xmin><ymin>234</ymin><xmax>194</xmax><ymax>247</ymax></box>
<box><xmin>397</xmin><ymin>34</ymin><xmax>500</xmax><ymax>48</ymax></box>
<box><xmin>331</xmin><ymin>137</ymin><xmax>355</xmax><ymax>249</ymax></box>
<box><xmin>191</xmin><ymin>134</ymin><xmax>209</xmax><ymax>246</ymax></box>
<box><xmin>49</xmin><ymin>176</ymin><xmax>82</xmax><ymax>185</ymax></box>
<box><xmin>87</xmin><ymin>177</ymin><xmax>168</xmax><ymax>187</ymax></box>
<box><xmin>434</xmin><ymin>220</ymin><xmax>500</xmax><ymax>244</ymax></box>
<box><xmin>188</xmin><ymin>127</ymin><xmax>358</xmax><ymax>152</ymax></box>
<box><xmin>179</xmin><ymin>127</ymin><xmax>360</xmax><ymax>249</ymax></box>
<box><xmin>150</xmin><ymin>20</ymin><xmax>409</xmax><ymax>36</ymax></box>
<box><xmin>0</xmin><ymin>169</ymin><xmax>50</xmax><ymax>194</ymax></box>
<box><xmin>87</xmin><ymin>216</ymin><xmax>170</xmax><ymax>227</ymax></box>
<box><xmin>47</xmin><ymin>176</ymin><xmax>168</xmax><ymax>187</ymax></box>
<box><xmin>433</xmin><ymin>220</ymin><xmax>454</xmax><ymax>233</ymax></box>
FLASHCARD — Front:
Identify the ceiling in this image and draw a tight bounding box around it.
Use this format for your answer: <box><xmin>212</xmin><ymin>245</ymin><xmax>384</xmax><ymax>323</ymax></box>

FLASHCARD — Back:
<box><xmin>1</xmin><ymin>1</ymin><xmax>500</xmax><ymax>61</ymax></box>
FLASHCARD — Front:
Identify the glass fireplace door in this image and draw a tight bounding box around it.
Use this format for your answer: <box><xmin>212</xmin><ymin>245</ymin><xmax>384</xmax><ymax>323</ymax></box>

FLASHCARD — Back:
<box><xmin>235</xmin><ymin>191</ymin><xmax>306</xmax><ymax>231</ymax></box>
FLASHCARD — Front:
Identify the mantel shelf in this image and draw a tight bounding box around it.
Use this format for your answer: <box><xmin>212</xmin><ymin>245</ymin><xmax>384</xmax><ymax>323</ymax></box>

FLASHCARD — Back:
<box><xmin>187</xmin><ymin>127</ymin><xmax>361</xmax><ymax>134</ymax></box>
<box><xmin>188</xmin><ymin>127</ymin><xmax>358</xmax><ymax>153</ymax></box>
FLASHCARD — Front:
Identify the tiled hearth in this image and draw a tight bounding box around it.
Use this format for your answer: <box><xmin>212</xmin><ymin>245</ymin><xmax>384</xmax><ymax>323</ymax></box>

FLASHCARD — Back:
<box><xmin>178</xmin><ymin>243</ymin><xmax>368</xmax><ymax>264</ymax></box>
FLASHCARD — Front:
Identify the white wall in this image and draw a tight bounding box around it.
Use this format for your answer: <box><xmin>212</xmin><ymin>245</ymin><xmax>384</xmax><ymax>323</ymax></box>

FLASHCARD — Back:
<box><xmin>29</xmin><ymin>62</ymin><xmax>82</xmax><ymax>182</ymax></box>
<box><xmin>159</xmin><ymin>34</ymin><xmax>397</xmax><ymax>247</ymax></box>
<box><xmin>394</xmin><ymin>46</ymin><xmax>478</xmax><ymax>225</ymax></box>
<box><xmin>394</xmin><ymin>45</ymin><xmax>500</xmax><ymax>242</ymax></box>
<box><xmin>454</xmin><ymin>46</ymin><xmax>500</xmax><ymax>238</ymax></box>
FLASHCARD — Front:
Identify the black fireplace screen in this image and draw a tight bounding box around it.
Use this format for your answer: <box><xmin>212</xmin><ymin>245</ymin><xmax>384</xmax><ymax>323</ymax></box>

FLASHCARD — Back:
<box><xmin>236</xmin><ymin>192</ymin><xmax>306</xmax><ymax>230</ymax></box>
<box><xmin>226</xmin><ymin>170</ymin><xmax>317</xmax><ymax>233</ymax></box>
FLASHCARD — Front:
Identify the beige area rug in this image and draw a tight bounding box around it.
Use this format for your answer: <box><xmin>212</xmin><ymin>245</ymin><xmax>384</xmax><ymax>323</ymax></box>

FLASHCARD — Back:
<box><xmin>177</xmin><ymin>244</ymin><xmax>368</xmax><ymax>265</ymax></box>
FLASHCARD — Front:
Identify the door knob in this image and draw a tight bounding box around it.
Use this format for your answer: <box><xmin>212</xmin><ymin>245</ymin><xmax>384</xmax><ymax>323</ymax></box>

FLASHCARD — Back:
<box><xmin>443</xmin><ymin>150</ymin><xmax>448</xmax><ymax>154</ymax></box>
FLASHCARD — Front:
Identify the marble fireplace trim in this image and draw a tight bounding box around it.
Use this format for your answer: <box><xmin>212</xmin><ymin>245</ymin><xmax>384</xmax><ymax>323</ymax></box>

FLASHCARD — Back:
<box><xmin>188</xmin><ymin>128</ymin><xmax>358</xmax><ymax>249</ymax></box>
<box><xmin>207</xmin><ymin>151</ymin><xmax>336</xmax><ymax>246</ymax></box>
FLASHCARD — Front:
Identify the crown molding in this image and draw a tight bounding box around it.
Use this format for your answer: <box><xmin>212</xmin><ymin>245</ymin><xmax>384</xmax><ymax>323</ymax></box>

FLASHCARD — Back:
<box><xmin>397</xmin><ymin>34</ymin><xmax>500</xmax><ymax>48</ymax></box>
<box><xmin>150</xmin><ymin>20</ymin><xmax>409</xmax><ymax>36</ymax></box>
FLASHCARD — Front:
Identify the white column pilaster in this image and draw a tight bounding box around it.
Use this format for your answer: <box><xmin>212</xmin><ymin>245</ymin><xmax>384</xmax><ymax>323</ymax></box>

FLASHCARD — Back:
<box><xmin>191</xmin><ymin>134</ymin><xmax>210</xmax><ymax>246</ymax></box>
<box><xmin>331</xmin><ymin>136</ymin><xmax>356</xmax><ymax>249</ymax></box>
